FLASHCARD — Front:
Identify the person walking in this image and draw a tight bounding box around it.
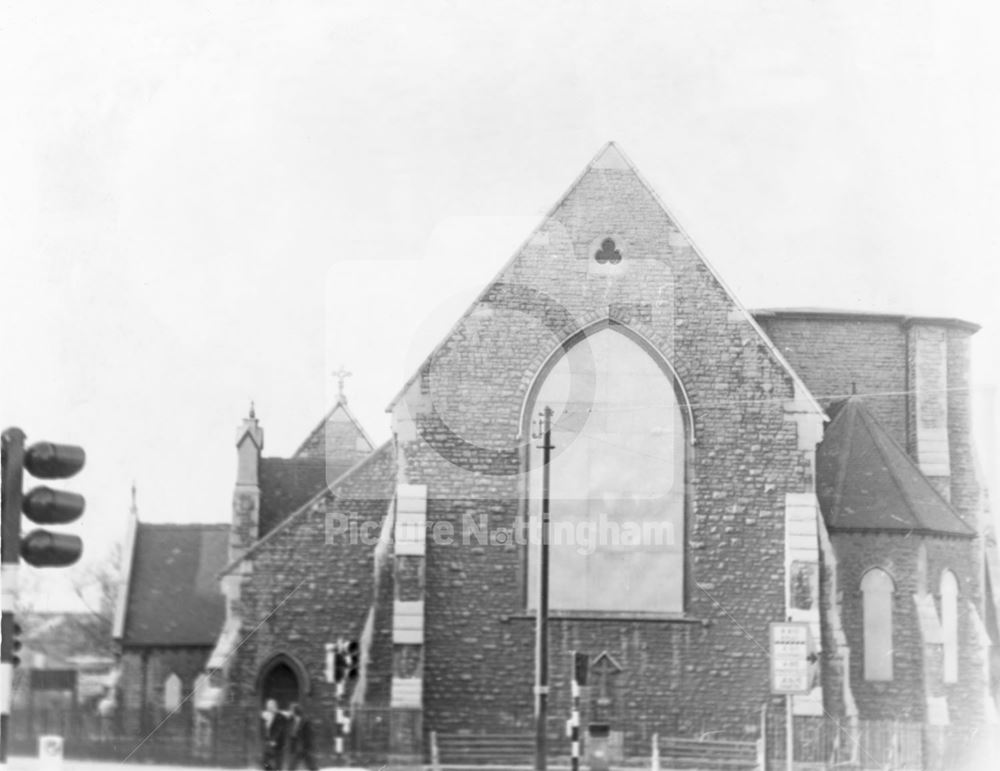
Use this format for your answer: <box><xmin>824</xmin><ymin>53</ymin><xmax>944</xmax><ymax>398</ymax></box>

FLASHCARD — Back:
<box><xmin>260</xmin><ymin>699</ymin><xmax>287</xmax><ymax>770</ymax></box>
<box><xmin>286</xmin><ymin>703</ymin><xmax>318</xmax><ymax>771</ymax></box>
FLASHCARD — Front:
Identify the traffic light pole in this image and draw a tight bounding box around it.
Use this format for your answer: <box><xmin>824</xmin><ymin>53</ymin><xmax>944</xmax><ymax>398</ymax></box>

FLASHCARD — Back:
<box><xmin>1</xmin><ymin>428</ymin><xmax>27</xmax><ymax>766</ymax></box>
<box><xmin>534</xmin><ymin>407</ymin><xmax>553</xmax><ymax>771</ymax></box>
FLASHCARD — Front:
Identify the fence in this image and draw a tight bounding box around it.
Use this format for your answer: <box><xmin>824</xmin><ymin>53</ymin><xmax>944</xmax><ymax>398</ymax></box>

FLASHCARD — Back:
<box><xmin>8</xmin><ymin>703</ymin><xmax>255</xmax><ymax>767</ymax></box>
<box><xmin>763</xmin><ymin>710</ymin><xmax>993</xmax><ymax>770</ymax></box>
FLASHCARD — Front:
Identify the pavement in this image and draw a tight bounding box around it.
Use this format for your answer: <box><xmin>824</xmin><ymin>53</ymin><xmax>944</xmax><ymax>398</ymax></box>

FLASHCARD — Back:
<box><xmin>2</xmin><ymin>761</ymin><xmax>373</xmax><ymax>771</ymax></box>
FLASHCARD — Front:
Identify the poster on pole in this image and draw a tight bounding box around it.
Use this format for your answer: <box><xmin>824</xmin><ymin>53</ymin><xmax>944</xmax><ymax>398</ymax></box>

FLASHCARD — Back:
<box><xmin>770</xmin><ymin>622</ymin><xmax>811</xmax><ymax>695</ymax></box>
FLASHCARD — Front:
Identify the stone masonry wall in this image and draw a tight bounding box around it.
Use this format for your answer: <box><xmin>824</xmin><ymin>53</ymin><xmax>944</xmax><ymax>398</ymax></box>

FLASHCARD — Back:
<box><xmin>118</xmin><ymin>646</ymin><xmax>212</xmax><ymax>738</ymax></box>
<box><xmin>393</xmin><ymin>154</ymin><xmax>822</xmax><ymax>747</ymax></box>
<box><xmin>217</xmin><ymin>443</ymin><xmax>395</xmax><ymax>765</ymax></box>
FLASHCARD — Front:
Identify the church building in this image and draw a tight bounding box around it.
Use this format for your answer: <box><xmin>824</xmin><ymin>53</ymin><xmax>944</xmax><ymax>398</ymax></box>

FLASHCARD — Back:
<box><xmin>201</xmin><ymin>143</ymin><xmax>998</xmax><ymax>765</ymax></box>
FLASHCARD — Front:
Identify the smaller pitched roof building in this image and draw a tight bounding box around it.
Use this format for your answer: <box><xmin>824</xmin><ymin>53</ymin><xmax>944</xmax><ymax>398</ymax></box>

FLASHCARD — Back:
<box><xmin>111</xmin><ymin>396</ymin><xmax>374</xmax><ymax>742</ymax></box>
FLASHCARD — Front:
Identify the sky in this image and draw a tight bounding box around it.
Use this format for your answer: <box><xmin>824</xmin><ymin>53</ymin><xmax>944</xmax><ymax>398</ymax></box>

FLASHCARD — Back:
<box><xmin>2</xmin><ymin>0</ymin><xmax>998</xmax><ymax>609</ymax></box>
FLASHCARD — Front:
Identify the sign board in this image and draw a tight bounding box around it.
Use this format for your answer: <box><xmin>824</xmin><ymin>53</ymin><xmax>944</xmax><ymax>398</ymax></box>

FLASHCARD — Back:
<box><xmin>770</xmin><ymin>622</ymin><xmax>811</xmax><ymax>694</ymax></box>
<box><xmin>30</xmin><ymin>669</ymin><xmax>77</xmax><ymax>692</ymax></box>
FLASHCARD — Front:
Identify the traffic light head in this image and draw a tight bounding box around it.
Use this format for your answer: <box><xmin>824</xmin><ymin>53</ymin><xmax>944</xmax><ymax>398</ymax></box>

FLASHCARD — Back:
<box><xmin>2</xmin><ymin>430</ymin><xmax>87</xmax><ymax>568</ymax></box>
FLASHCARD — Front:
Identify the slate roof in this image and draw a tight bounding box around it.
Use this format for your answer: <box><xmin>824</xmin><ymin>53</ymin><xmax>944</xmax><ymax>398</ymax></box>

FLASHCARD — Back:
<box><xmin>259</xmin><ymin>457</ymin><xmax>356</xmax><ymax>536</ymax></box>
<box><xmin>816</xmin><ymin>398</ymin><xmax>974</xmax><ymax>537</ymax></box>
<box><xmin>119</xmin><ymin>523</ymin><xmax>229</xmax><ymax>647</ymax></box>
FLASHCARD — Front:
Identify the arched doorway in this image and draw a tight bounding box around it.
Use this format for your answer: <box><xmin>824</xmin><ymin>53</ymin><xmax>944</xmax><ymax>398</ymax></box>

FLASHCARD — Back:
<box><xmin>257</xmin><ymin>654</ymin><xmax>308</xmax><ymax>709</ymax></box>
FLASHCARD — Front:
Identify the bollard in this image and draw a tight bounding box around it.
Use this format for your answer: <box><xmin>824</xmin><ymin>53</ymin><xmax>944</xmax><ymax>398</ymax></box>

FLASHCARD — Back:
<box><xmin>586</xmin><ymin>724</ymin><xmax>610</xmax><ymax>771</ymax></box>
<box><xmin>38</xmin><ymin>735</ymin><xmax>64</xmax><ymax>771</ymax></box>
<box><xmin>651</xmin><ymin>733</ymin><xmax>660</xmax><ymax>771</ymax></box>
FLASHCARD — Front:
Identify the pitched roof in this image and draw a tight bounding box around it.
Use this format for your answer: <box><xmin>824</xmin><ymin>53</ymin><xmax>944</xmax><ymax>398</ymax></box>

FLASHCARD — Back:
<box><xmin>816</xmin><ymin>398</ymin><xmax>974</xmax><ymax>537</ymax></box>
<box><xmin>259</xmin><ymin>456</ymin><xmax>360</xmax><ymax>536</ymax></box>
<box><xmin>119</xmin><ymin>523</ymin><xmax>229</xmax><ymax>647</ymax></box>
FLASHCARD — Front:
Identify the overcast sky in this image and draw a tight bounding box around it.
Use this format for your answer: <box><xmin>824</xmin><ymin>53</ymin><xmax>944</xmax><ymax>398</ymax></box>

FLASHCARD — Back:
<box><xmin>2</xmin><ymin>0</ymin><xmax>998</xmax><ymax>608</ymax></box>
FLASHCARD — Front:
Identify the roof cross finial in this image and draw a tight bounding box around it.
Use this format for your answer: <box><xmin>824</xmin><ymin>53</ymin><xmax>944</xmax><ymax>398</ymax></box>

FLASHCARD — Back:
<box><xmin>249</xmin><ymin>400</ymin><xmax>256</xmax><ymax>419</ymax></box>
<box><xmin>130</xmin><ymin>481</ymin><xmax>138</xmax><ymax>516</ymax></box>
<box><xmin>333</xmin><ymin>365</ymin><xmax>352</xmax><ymax>405</ymax></box>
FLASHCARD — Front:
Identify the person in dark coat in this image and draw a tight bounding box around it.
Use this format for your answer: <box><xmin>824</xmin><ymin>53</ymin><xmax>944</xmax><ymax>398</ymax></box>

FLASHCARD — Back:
<box><xmin>260</xmin><ymin>699</ymin><xmax>287</xmax><ymax>771</ymax></box>
<box><xmin>285</xmin><ymin>703</ymin><xmax>317</xmax><ymax>771</ymax></box>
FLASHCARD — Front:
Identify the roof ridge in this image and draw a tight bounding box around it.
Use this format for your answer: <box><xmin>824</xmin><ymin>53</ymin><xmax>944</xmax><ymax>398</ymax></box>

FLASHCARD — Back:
<box><xmin>262</xmin><ymin>456</ymin><xmax>328</xmax><ymax>465</ymax></box>
<box><xmin>830</xmin><ymin>399</ymin><xmax>855</xmax><ymax>521</ymax></box>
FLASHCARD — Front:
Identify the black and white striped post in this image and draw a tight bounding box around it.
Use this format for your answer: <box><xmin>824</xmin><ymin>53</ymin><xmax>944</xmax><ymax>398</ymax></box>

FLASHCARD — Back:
<box><xmin>334</xmin><ymin>677</ymin><xmax>346</xmax><ymax>756</ymax></box>
<box><xmin>569</xmin><ymin>652</ymin><xmax>588</xmax><ymax>771</ymax></box>
<box><xmin>325</xmin><ymin>640</ymin><xmax>346</xmax><ymax>758</ymax></box>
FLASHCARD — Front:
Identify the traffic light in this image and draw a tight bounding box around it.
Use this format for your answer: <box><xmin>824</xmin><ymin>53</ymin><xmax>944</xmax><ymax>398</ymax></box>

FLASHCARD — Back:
<box><xmin>333</xmin><ymin>647</ymin><xmax>346</xmax><ymax>683</ymax></box>
<box><xmin>345</xmin><ymin>640</ymin><xmax>359</xmax><ymax>680</ymax></box>
<box><xmin>2</xmin><ymin>428</ymin><xmax>86</xmax><ymax>569</ymax></box>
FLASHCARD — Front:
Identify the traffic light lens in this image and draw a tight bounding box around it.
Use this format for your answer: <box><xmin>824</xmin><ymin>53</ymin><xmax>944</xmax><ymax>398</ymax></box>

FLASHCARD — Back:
<box><xmin>20</xmin><ymin>529</ymin><xmax>83</xmax><ymax>567</ymax></box>
<box><xmin>22</xmin><ymin>486</ymin><xmax>86</xmax><ymax>524</ymax></box>
<box><xmin>23</xmin><ymin>442</ymin><xmax>85</xmax><ymax>479</ymax></box>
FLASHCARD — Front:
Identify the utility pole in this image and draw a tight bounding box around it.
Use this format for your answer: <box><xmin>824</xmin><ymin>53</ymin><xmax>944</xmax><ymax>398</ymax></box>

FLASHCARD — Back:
<box><xmin>534</xmin><ymin>406</ymin><xmax>553</xmax><ymax>771</ymax></box>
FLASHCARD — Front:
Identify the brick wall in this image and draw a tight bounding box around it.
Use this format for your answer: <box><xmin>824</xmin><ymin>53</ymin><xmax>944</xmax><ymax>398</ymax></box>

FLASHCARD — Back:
<box><xmin>830</xmin><ymin>532</ymin><xmax>983</xmax><ymax>725</ymax></box>
<box><xmin>756</xmin><ymin>315</ymin><xmax>908</xmax><ymax>447</ymax></box>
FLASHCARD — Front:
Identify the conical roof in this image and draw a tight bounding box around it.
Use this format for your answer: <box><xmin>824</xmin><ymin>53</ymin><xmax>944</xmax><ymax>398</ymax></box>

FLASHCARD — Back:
<box><xmin>816</xmin><ymin>398</ymin><xmax>973</xmax><ymax>537</ymax></box>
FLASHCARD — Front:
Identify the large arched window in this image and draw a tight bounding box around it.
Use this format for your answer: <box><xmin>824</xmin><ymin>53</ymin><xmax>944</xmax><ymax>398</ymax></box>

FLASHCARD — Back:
<box><xmin>526</xmin><ymin>325</ymin><xmax>686</xmax><ymax>614</ymax></box>
<box><xmin>940</xmin><ymin>569</ymin><xmax>959</xmax><ymax>684</ymax></box>
<box><xmin>861</xmin><ymin>568</ymin><xmax>895</xmax><ymax>681</ymax></box>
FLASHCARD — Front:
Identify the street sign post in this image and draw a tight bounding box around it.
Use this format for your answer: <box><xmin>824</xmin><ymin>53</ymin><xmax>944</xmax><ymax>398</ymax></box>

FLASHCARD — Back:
<box><xmin>770</xmin><ymin>621</ymin><xmax>811</xmax><ymax>771</ymax></box>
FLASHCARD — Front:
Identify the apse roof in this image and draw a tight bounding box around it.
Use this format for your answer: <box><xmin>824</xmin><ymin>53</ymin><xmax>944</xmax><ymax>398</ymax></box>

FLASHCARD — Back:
<box><xmin>815</xmin><ymin>398</ymin><xmax>974</xmax><ymax>537</ymax></box>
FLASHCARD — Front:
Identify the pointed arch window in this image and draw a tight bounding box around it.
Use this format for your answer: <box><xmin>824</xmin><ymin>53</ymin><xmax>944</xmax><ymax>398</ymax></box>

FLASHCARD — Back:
<box><xmin>163</xmin><ymin>672</ymin><xmax>182</xmax><ymax>711</ymax></box>
<box><xmin>526</xmin><ymin>325</ymin><xmax>686</xmax><ymax>614</ymax></box>
<box><xmin>940</xmin><ymin>569</ymin><xmax>959</xmax><ymax>684</ymax></box>
<box><xmin>861</xmin><ymin>568</ymin><xmax>895</xmax><ymax>681</ymax></box>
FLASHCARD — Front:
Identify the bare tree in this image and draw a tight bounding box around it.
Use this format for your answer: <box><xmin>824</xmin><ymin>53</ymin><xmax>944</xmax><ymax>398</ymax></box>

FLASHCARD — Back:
<box><xmin>64</xmin><ymin>542</ymin><xmax>122</xmax><ymax>656</ymax></box>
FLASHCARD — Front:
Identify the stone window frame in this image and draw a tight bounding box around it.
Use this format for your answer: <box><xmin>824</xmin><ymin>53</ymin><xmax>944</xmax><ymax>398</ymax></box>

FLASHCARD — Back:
<box><xmin>515</xmin><ymin>318</ymin><xmax>695</xmax><ymax>619</ymax></box>
<box><xmin>860</xmin><ymin>566</ymin><xmax>896</xmax><ymax>682</ymax></box>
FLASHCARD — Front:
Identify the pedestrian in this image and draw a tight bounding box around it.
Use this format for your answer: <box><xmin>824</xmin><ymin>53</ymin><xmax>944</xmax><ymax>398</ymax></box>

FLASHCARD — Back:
<box><xmin>260</xmin><ymin>698</ymin><xmax>287</xmax><ymax>771</ymax></box>
<box><xmin>286</xmin><ymin>703</ymin><xmax>318</xmax><ymax>771</ymax></box>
